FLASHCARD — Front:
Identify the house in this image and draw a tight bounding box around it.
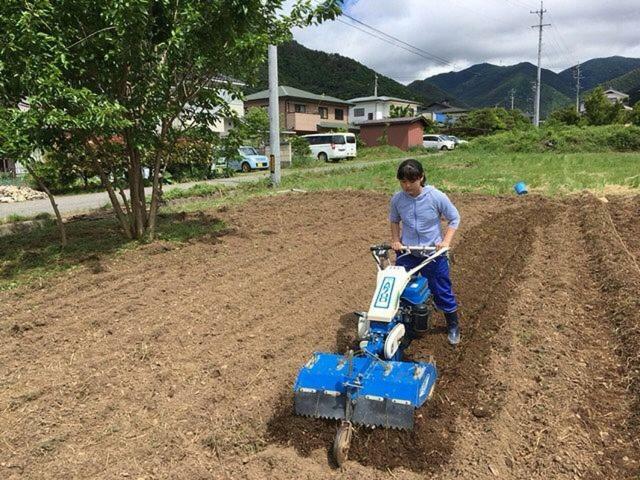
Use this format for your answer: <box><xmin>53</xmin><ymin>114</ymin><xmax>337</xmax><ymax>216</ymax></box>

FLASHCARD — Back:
<box><xmin>422</xmin><ymin>100</ymin><xmax>471</xmax><ymax>124</ymax></box>
<box><xmin>175</xmin><ymin>77</ymin><xmax>246</xmax><ymax>135</ymax></box>
<box><xmin>244</xmin><ymin>86</ymin><xmax>352</xmax><ymax>134</ymax></box>
<box><xmin>604</xmin><ymin>89</ymin><xmax>633</xmax><ymax>111</ymax></box>
<box><xmin>211</xmin><ymin>79</ymin><xmax>246</xmax><ymax>134</ymax></box>
<box><xmin>359</xmin><ymin>116</ymin><xmax>430</xmax><ymax>151</ymax></box>
<box><xmin>604</xmin><ymin>89</ymin><xmax>629</xmax><ymax>104</ymax></box>
<box><xmin>580</xmin><ymin>88</ymin><xmax>633</xmax><ymax>113</ymax></box>
<box><xmin>348</xmin><ymin>96</ymin><xmax>421</xmax><ymax>124</ymax></box>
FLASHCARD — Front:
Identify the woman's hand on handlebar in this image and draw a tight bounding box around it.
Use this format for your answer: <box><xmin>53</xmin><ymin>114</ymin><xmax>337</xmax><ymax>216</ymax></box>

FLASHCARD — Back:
<box><xmin>436</xmin><ymin>240</ymin><xmax>450</xmax><ymax>251</ymax></box>
<box><xmin>391</xmin><ymin>241</ymin><xmax>404</xmax><ymax>251</ymax></box>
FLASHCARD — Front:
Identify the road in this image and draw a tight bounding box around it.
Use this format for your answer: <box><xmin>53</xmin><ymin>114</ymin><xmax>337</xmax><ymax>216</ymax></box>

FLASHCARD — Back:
<box><xmin>0</xmin><ymin>157</ymin><xmax>406</xmax><ymax>220</ymax></box>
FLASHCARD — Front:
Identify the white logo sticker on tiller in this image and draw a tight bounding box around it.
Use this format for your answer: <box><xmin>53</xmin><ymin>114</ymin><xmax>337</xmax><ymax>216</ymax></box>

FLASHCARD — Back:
<box><xmin>374</xmin><ymin>277</ymin><xmax>395</xmax><ymax>308</ymax></box>
<box><xmin>367</xmin><ymin>266</ymin><xmax>412</xmax><ymax>322</ymax></box>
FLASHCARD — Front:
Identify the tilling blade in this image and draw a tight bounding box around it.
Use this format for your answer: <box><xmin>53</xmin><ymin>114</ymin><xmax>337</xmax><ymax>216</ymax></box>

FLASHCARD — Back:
<box><xmin>294</xmin><ymin>390</ymin><xmax>346</xmax><ymax>420</ymax></box>
<box><xmin>351</xmin><ymin>397</ymin><xmax>415</xmax><ymax>430</ymax></box>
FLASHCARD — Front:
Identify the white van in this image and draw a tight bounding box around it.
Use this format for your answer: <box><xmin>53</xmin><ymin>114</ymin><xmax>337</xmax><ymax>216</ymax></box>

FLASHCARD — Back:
<box><xmin>302</xmin><ymin>133</ymin><xmax>357</xmax><ymax>162</ymax></box>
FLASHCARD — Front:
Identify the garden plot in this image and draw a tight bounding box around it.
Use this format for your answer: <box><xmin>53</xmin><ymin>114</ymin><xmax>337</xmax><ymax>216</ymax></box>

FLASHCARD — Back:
<box><xmin>1</xmin><ymin>191</ymin><xmax>639</xmax><ymax>479</ymax></box>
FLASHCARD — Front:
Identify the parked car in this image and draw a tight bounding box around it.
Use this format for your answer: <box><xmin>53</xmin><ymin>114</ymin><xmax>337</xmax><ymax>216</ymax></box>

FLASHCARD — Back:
<box><xmin>215</xmin><ymin>146</ymin><xmax>269</xmax><ymax>173</ymax></box>
<box><xmin>423</xmin><ymin>135</ymin><xmax>455</xmax><ymax>150</ymax></box>
<box><xmin>446</xmin><ymin>135</ymin><xmax>468</xmax><ymax>146</ymax></box>
<box><xmin>302</xmin><ymin>133</ymin><xmax>357</xmax><ymax>162</ymax></box>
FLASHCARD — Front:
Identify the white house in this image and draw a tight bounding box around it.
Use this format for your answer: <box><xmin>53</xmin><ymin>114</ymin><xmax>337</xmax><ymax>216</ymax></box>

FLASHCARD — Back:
<box><xmin>211</xmin><ymin>83</ymin><xmax>246</xmax><ymax>134</ymax></box>
<box><xmin>348</xmin><ymin>96</ymin><xmax>421</xmax><ymax>125</ymax></box>
<box><xmin>173</xmin><ymin>77</ymin><xmax>246</xmax><ymax>135</ymax></box>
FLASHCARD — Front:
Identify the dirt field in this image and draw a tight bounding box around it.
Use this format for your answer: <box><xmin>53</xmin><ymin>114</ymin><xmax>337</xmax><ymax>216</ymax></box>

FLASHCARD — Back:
<box><xmin>1</xmin><ymin>191</ymin><xmax>639</xmax><ymax>479</ymax></box>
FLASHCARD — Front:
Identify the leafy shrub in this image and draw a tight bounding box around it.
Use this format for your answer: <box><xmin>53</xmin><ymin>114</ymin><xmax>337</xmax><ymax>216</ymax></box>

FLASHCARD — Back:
<box><xmin>453</xmin><ymin>107</ymin><xmax>531</xmax><ymax>137</ymax></box>
<box><xmin>290</xmin><ymin>136</ymin><xmax>311</xmax><ymax>157</ymax></box>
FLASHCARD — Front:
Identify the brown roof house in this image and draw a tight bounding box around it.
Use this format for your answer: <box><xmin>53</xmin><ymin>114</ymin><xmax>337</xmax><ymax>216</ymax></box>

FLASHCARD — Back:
<box><xmin>359</xmin><ymin>116</ymin><xmax>430</xmax><ymax>151</ymax></box>
<box><xmin>244</xmin><ymin>86</ymin><xmax>353</xmax><ymax>134</ymax></box>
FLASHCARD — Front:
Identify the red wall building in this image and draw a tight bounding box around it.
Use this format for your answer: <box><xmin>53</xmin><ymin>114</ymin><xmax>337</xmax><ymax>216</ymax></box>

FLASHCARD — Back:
<box><xmin>359</xmin><ymin>117</ymin><xmax>428</xmax><ymax>151</ymax></box>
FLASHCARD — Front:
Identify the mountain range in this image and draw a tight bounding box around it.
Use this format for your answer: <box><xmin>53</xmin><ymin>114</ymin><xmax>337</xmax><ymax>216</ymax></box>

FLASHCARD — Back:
<box><xmin>412</xmin><ymin>56</ymin><xmax>640</xmax><ymax>116</ymax></box>
<box><xmin>251</xmin><ymin>42</ymin><xmax>640</xmax><ymax>117</ymax></box>
<box><xmin>247</xmin><ymin>41</ymin><xmax>447</xmax><ymax>105</ymax></box>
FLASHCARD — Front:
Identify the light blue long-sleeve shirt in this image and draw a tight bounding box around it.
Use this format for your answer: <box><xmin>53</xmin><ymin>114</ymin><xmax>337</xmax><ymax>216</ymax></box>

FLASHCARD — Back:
<box><xmin>389</xmin><ymin>186</ymin><xmax>460</xmax><ymax>246</ymax></box>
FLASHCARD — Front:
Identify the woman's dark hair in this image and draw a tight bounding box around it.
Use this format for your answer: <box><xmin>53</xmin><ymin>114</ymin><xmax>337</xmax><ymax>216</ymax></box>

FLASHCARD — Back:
<box><xmin>396</xmin><ymin>159</ymin><xmax>425</xmax><ymax>186</ymax></box>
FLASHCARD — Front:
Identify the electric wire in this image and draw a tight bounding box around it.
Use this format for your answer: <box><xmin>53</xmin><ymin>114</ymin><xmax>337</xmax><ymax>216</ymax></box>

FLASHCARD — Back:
<box><xmin>340</xmin><ymin>13</ymin><xmax>454</xmax><ymax>67</ymax></box>
<box><xmin>335</xmin><ymin>18</ymin><xmax>452</xmax><ymax>68</ymax></box>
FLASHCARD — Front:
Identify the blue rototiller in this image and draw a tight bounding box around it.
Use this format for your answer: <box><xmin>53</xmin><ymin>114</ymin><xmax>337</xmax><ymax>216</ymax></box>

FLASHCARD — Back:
<box><xmin>293</xmin><ymin>244</ymin><xmax>447</xmax><ymax>465</ymax></box>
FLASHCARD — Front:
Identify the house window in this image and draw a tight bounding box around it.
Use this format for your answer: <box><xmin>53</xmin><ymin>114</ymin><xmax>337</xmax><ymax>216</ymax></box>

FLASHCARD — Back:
<box><xmin>319</xmin><ymin>107</ymin><xmax>328</xmax><ymax>119</ymax></box>
<box><xmin>294</xmin><ymin>104</ymin><xmax>307</xmax><ymax>113</ymax></box>
<box><xmin>368</xmin><ymin>112</ymin><xmax>373</xmax><ymax>120</ymax></box>
<box><xmin>354</xmin><ymin>108</ymin><xmax>365</xmax><ymax>117</ymax></box>
<box><xmin>335</xmin><ymin>108</ymin><xmax>344</xmax><ymax>120</ymax></box>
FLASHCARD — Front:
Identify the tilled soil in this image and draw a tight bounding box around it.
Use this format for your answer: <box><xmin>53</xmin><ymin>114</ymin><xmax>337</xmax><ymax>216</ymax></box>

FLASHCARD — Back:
<box><xmin>1</xmin><ymin>191</ymin><xmax>639</xmax><ymax>479</ymax></box>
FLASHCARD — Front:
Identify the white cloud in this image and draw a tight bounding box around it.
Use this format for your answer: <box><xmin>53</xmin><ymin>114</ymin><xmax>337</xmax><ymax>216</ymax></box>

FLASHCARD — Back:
<box><xmin>292</xmin><ymin>0</ymin><xmax>640</xmax><ymax>83</ymax></box>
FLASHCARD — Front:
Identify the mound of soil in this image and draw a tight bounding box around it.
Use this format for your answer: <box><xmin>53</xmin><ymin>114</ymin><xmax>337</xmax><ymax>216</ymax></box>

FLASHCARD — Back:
<box><xmin>1</xmin><ymin>191</ymin><xmax>639</xmax><ymax>479</ymax></box>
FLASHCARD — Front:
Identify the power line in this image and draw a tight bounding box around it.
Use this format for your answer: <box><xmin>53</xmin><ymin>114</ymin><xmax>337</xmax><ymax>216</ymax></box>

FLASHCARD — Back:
<box><xmin>340</xmin><ymin>13</ymin><xmax>454</xmax><ymax>67</ymax></box>
<box><xmin>335</xmin><ymin>18</ymin><xmax>453</xmax><ymax>67</ymax></box>
<box><xmin>547</xmin><ymin>13</ymin><xmax>578</xmax><ymax>65</ymax></box>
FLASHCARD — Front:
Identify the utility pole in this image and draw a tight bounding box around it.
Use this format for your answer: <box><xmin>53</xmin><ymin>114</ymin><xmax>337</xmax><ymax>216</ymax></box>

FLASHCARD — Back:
<box><xmin>509</xmin><ymin>88</ymin><xmax>516</xmax><ymax>110</ymax></box>
<box><xmin>573</xmin><ymin>62</ymin><xmax>583</xmax><ymax>114</ymax></box>
<box><xmin>374</xmin><ymin>73</ymin><xmax>378</xmax><ymax>97</ymax></box>
<box><xmin>531</xmin><ymin>0</ymin><xmax>550</xmax><ymax>127</ymax></box>
<box><xmin>268</xmin><ymin>45</ymin><xmax>281</xmax><ymax>186</ymax></box>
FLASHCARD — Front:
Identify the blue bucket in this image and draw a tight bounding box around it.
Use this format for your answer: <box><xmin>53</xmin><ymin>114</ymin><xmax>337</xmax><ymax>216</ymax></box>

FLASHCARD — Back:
<box><xmin>514</xmin><ymin>181</ymin><xmax>528</xmax><ymax>195</ymax></box>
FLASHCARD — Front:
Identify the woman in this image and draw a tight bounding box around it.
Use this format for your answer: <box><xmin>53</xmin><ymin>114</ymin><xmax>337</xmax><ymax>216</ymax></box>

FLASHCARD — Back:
<box><xmin>389</xmin><ymin>159</ymin><xmax>461</xmax><ymax>345</ymax></box>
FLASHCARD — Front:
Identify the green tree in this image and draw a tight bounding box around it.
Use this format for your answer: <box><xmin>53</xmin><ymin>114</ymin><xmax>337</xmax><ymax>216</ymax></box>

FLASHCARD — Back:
<box><xmin>389</xmin><ymin>104</ymin><xmax>415</xmax><ymax>118</ymax></box>
<box><xmin>548</xmin><ymin>105</ymin><xmax>581</xmax><ymax>126</ymax></box>
<box><xmin>459</xmin><ymin>108</ymin><xmax>505</xmax><ymax>134</ymax></box>
<box><xmin>629</xmin><ymin>101</ymin><xmax>640</xmax><ymax>126</ymax></box>
<box><xmin>239</xmin><ymin>107</ymin><xmax>271</xmax><ymax>147</ymax></box>
<box><xmin>0</xmin><ymin>0</ymin><xmax>340</xmax><ymax>240</ymax></box>
<box><xmin>584</xmin><ymin>87</ymin><xmax>624</xmax><ymax>126</ymax></box>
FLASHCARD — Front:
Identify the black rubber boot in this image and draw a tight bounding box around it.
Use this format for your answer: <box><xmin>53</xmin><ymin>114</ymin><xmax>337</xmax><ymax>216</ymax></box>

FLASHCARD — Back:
<box><xmin>444</xmin><ymin>311</ymin><xmax>460</xmax><ymax>345</ymax></box>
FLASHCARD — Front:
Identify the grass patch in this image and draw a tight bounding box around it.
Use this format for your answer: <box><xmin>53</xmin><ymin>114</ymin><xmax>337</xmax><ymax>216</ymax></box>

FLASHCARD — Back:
<box><xmin>1</xmin><ymin>212</ymin><xmax>52</xmax><ymax>225</ymax></box>
<box><xmin>163</xmin><ymin>182</ymin><xmax>228</xmax><ymax>201</ymax></box>
<box><xmin>0</xmin><ymin>212</ymin><xmax>225</xmax><ymax>291</ymax></box>
<box><xmin>290</xmin><ymin>155</ymin><xmax>321</xmax><ymax>169</ymax></box>
<box><xmin>163</xmin><ymin>150</ymin><xmax>640</xmax><ymax>214</ymax></box>
<box><xmin>263</xmin><ymin>151</ymin><xmax>640</xmax><ymax>196</ymax></box>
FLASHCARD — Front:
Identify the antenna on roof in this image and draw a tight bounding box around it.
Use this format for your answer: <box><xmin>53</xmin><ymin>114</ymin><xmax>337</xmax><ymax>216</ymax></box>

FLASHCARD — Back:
<box><xmin>374</xmin><ymin>74</ymin><xmax>378</xmax><ymax>97</ymax></box>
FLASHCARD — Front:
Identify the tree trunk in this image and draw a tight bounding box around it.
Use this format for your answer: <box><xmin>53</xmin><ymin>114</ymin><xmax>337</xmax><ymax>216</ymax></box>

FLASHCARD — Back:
<box><xmin>118</xmin><ymin>185</ymin><xmax>132</xmax><ymax>218</ymax></box>
<box><xmin>95</xmin><ymin>161</ymin><xmax>132</xmax><ymax>239</ymax></box>
<box><xmin>25</xmin><ymin>164</ymin><xmax>67</xmax><ymax>248</ymax></box>
<box><xmin>125</xmin><ymin>134</ymin><xmax>146</xmax><ymax>239</ymax></box>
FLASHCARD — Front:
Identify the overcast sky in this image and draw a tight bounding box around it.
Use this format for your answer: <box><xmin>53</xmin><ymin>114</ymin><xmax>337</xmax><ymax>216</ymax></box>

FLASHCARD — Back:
<box><xmin>291</xmin><ymin>0</ymin><xmax>640</xmax><ymax>84</ymax></box>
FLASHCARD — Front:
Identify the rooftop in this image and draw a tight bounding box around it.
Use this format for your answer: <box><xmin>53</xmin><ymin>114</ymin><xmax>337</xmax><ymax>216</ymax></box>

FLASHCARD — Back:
<box><xmin>245</xmin><ymin>86</ymin><xmax>352</xmax><ymax>105</ymax></box>
<box><xmin>348</xmin><ymin>95</ymin><xmax>421</xmax><ymax>105</ymax></box>
<box><xmin>604</xmin><ymin>89</ymin><xmax>629</xmax><ymax>98</ymax></box>
<box><xmin>358</xmin><ymin>116</ymin><xmax>428</xmax><ymax>126</ymax></box>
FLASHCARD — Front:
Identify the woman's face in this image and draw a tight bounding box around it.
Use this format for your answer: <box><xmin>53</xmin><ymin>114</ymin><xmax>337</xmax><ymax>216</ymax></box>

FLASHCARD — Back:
<box><xmin>400</xmin><ymin>176</ymin><xmax>423</xmax><ymax>197</ymax></box>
